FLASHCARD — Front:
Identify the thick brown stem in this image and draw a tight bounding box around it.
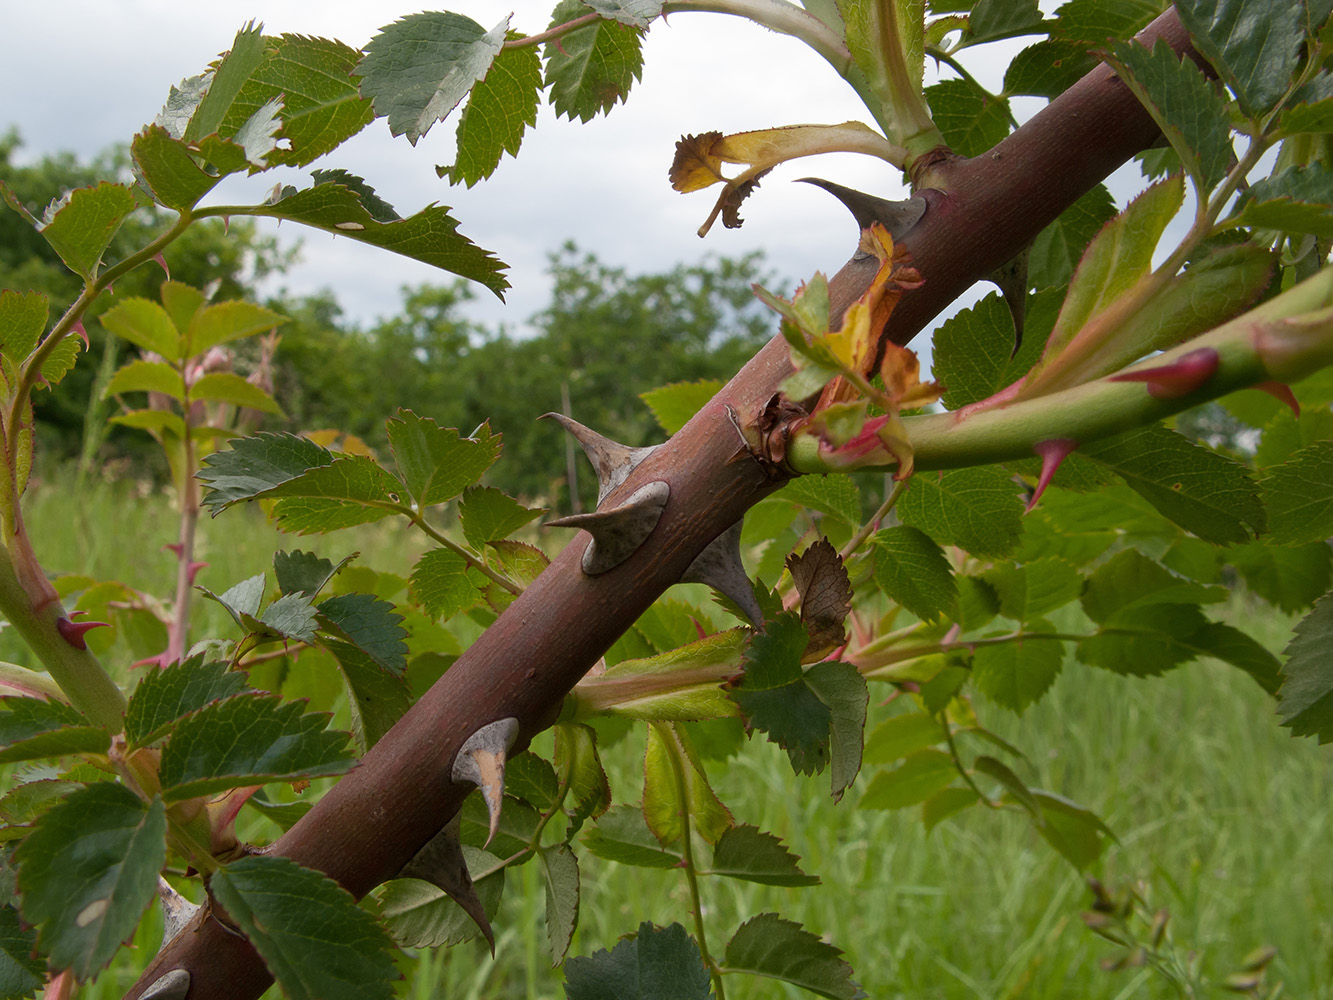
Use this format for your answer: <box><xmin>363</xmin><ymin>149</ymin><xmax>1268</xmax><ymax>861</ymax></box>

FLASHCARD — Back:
<box><xmin>125</xmin><ymin>10</ymin><xmax>1193</xmax><ymax>998</ymax></box>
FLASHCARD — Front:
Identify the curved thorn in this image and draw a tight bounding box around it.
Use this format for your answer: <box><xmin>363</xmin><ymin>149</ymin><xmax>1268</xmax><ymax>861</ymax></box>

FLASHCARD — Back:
<box><xmin>680</xmin><ymin>520</ymin><xmax>764</xmax><ymax>627</ymax></box>
<box><xmin>1255</xmin><ymin>380</ymin><xmax>1300</xmax><ymax>416</ymax></box>
<box><xmin>452</xmin><ymin>717</ymin><xmax>519</xmax><ymax>848</ymax></box>
<box><xmin>400</xmin><ymin>813</ymin><xmax>496</xmax><ymax>953</ymax></box>
<box><xmin>139</xmin><ymin>970</ymin><xmax>191</xmax><ymax>1000</ymax></box>
<box><xmin>1029</xmin><ymin>438</ymin><xmax>1078</xmax><ymax>511</ymax></box>
<box><xmin>540</xmin><ymin>412</ymin><xmax>659</xmax><ymax>505</ymax></box>
<box><xmin>797</xmin><ymin>178</ymin><xmax>927</xmax><ymax>239</ymax></box>
<box><xmin>985</xmin><ymin>246</ymin><xmax>1030</xmax><ymax>354</ymax></box>
<box><xmin>548</xmin><ymin>481</ymin><xmax>670</xmax><ymax>574</ymax></box>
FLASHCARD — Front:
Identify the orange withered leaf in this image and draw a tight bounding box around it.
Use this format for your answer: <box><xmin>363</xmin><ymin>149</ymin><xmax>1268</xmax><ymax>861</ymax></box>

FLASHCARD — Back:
<box><xmin>669</xmin><ymin>132</ymin><xmax>726</xmax><ymax>193</ymax></box>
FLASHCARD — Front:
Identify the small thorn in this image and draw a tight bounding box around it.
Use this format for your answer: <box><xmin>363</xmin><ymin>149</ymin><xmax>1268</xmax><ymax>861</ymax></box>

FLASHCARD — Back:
<box><xmin>156</xmin><ymin>878</ymin><xmax>200</xmax><ymax>946</ymax></box>
<box><xmin>139</xmin><ymin>969</ymin><xmax>191</xmax><ymax>1000</ymax></box>
<box><xmin>72</xmin><ymin>319</ymin><xmax>89</xmax><ymax>348</ymax></box>
<box><xmin>56</xmin><ymin>616</ymin><xmax>109</xmax><ymax>650</ymax></box>
<box><xmin>540</xmin><ymin>413</ymin><xmax>658</xmax><ymax>505</ymax></box>
<box><xmin>153</xmin><ymin>253</ymin><xmax>170</xmax><ymax>280</ymax></box>
<box><xmin>1256</xmin><ymin>380</ymin><xmax>1300</xmax><ymax>416</ymax></box>
<box><xmin>797</xmin><ymin>178</ymin><xmax>927</xmax><ymax>239</ymax></box>
<box><xmin>164</xmin><ymin>543</ymin><xmax>184</xmax><ymax>558</ymax></box>
<box><xmin>1108</xmin><ymin>347</ymin><xmax>1219</xmax><ymax>399</ymax></box>
<box><xmin>400</xmin><ymin>813</ymin><xmax>496</xmax><ymax>953</ymax></box>
<box><xmin>548</xmin><ymin>481</ymin><xmax>670</xmax><ymax>574</ymax></box>
<box><xmin>186</xmin><ymin>561</ymin><xmax>208</xmax><ymax>585</ymax></box>
<box><xmin>452</xmin><ymin>717</ymin><xmax>520</xmax><ymax>848</ymax></box>
<box><xmin>680</xmin><ymin>519</ymin><xmax>764</xmax><ymax>627</ymax></box>
<box><xmin>1028</xmin><ymin>438</ymin><xmax>1078</xmax><ymax>511</ymax></box>
<box><xmin>222</xmin><ymin>215</ymin><xmax>230</xmax><ymax>235</ymax></box>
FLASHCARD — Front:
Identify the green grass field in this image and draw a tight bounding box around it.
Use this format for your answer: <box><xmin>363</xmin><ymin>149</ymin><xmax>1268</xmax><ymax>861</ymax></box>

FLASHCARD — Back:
<box><xmin>16</xmin><ymin>472</ymin><xmax>1332</xmax><ymax>1000</ymax></box>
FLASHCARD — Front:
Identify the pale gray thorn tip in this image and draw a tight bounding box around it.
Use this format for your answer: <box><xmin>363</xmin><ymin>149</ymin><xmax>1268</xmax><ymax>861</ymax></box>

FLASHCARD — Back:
<box><xmin>156</xmin><ymin>877</ymin><xmax>200</xmax><ymax>949</ymax></box>
<box><xmin>680</xmin><ymin>519</ymin><xmax>764</xmax><ymax>627</ymax></box>
<box><xmin>540</xmin><ymin>412</ymin><xmax>659</xmax><ymax>505</ymax></box>
<box><xmin>547</xmin><ymin>481</ymin><xmax>670</xmax><ymax>574</ymax></box>
<box><xmin>140</xmin><ymin>969</ymin><xmax>191</xmax><ymax>1000</ymax></box>
<box><xmin>400</xmin><ymin>813</ymin><xmax>496</xmax><ymax>953</ymax></box>
<box><xmin>797</xmin><ymin>178</ymin><xmax>927</xmax><ymax>241</ymax></box>
<box><xmin>452</xmin><ymin>717</ymin><xmax>520</xmax><ymax>847</ymax></box>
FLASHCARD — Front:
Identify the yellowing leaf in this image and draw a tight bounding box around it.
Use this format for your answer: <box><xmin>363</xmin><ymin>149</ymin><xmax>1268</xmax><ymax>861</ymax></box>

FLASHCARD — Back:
<box><xmin>668</xmin><ymin>132</ymin><xmax>726</xmax><ymax>193</ymax></box>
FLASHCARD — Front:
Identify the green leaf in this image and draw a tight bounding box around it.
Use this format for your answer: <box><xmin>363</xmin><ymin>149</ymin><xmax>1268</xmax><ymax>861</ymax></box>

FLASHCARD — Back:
<box><xmin>922</xmin><ymin>786</ymin><xmax>981</xmax><ymax>831</ymax></box>
<box><xmin>410</xmin><ymin>548</ymin><xmax>483</xmax><ymax>620</ymax></box>
<box><xmin>124</xmin><ymin>656</ymin><xmax>250</xmax><ymax>747</ymax></box>
<box><xmin>1276</xmin><ymin>93</ymin><xmax>1333</xmax><ymax>134</ymax></box>
<box><xmin>540</xmin><ymin>843</ymin><xmax>580</xmax><ymax>963</ymax></box>
<box><xmin>0</xmin><ymin>698</ymin><xmax>108</xmax><ymax>765</ymax></box>
<box><xmin>545</xmin><ymin>0</ymin><xmax>645</xmax><ymax>123</ymax></box>
<box><xmin>925</xmin><ymin>79</ymin><xmax>1012</xmax><ymax>156</ymax></box>
<box><xmin>588</xmin><ymin>630</ymin><xmax>745</xmax><ymax>722</ymax></box>
<box><xmin>972</xmin><ymin>633</ymin><xmax>1065</xmax><ymax>712</ymax></box>
<box><xmin>975</xmin><ymin>754</ymin><xmax>1040</xmax><ymax>817</ymax></box>
<box><xmin>723</xmin><ymin>913</ymin><xmax>865</xmax><ymax>1000</ymax></box>
<box><xmin>933</xmin><ymin>287</ymin><xmax>1059</xmax><ymax>409</ymax></box>
<box><xmin>158</xmin><ymin>694</ymin><xmax>353</xmax><ymax>801</ymax></box>
<box><xmin>489</xmin><ymin>540</ymin><xmax>551</xmax><ymax>588</ymax></box>
<box><xmin>1083</xmin><ymin>425</ymin><xmax>1265</xmax><ymax>544</ymax></box>
<box><xmin>182</xmin><ymin>301</ymin><xmax>286</xmax><ymax>359</ymax></box>
<box><xmin>0</xmin><ymin>290</ymin><xmax>47</xmax><ymax>366</ymax></box>
<box><xmin>358</xmin><ymin>12</ymin><xmax>507</xmax><ymax>144</ymax></box>
<box><xmin>189</xmin><ymin>372</ymin><xmax>282</xmax><ymax>414</ymax></box>
<box><xmin>1048</xmin><ymin>0</ymin><xmax>1160</xmax><ymax>45</ymax></box>
<box><xmin>105</xmin><ymin>360</ymin><xmax>185</xmax><ymax>402</ymax></box>
<box><xmin>214</xmin><ymin>452</ymin><xmax>401</xmax><ymax>534</ymax></box>
<box><xmin>582</xmin><ymin>0</ymin><xmax>664</xmax><ymax>28</ymax></box>
<box><xmin>805</xmin><ymin>661</ymin><xmax>868</xmax><ymax>801</ymax></box>
<box><xmin>1188</xmin><ymin>621</ymin><xmax>1283</xmax><ymax>694</ymax></box>
<box><xmin>643</xmin><ymin>723</ymin><xmax>733</xmax><ymax>845</ymax></box>
<box><xmin>245</xmin><ymin>180</ymin><xmax>509</xmax><ymax>297</ymax></box>
<box><xmin>507</xmin><ymin>752</ymin><xmax>560</xmax><ymax>812</ymax></box>
<box><xmin>583</xmin><ymin>804</ymin><xmax>683</xmax><ymax>868</ymax></box>
<box><xmin>640</xmin><ymin>379</ymin><xmax>722</xmax><ymax>435</ymax></box>
<box><xmin>1277</xmin><ymin>589</ymin><xmax>1333</xmax><ymax>739</ymax></box>
<box><xmin>1228</xmin><ymin>539</ymin><xmax>1333</xmax><ymax>613</ymax></box>
<box><xmin>1078</xmin><ymin>603</ymin><xmax>1211</xmax><ymax>676</ymax></box>
<box><xmin>1262</xmin><ymin>440</ymin><xmax>1333</xmax><ymax>544</ymax></box>
<box><xmin>388</xmin><ymin>411</ymin><xmax>501</xmax><ymax>507</ymax></box>
<box><xmin>459</xmin><ymin>486</ymin><xmax>544</xmax><ymax>548</ymax></box>
<box><xmin>871</xmin><ymin>526</ymin><xmax>959</xmax><ymax>622</ymax></box>
<box><xmin>896</xmin><ymin>466</ymin><xmax>1025</xmax><ymax>559</ymax></box>
<box><xmin>1231</xmin><ymin>164</ymin><xmax>1333</xmax><ymax>238</ymax></box>
<box><xmin>130</xmin><ymin>125</ymin><xmax>222</xmax><ymax>211</ymax></box>
<box><xmin>0</xmin><ymin>778</ymin><xmax>81</xmax><ymax>828</ymax></box>
<box><xmin>1104</xmin><ymin>38</ymin><xmax>1234</xmax><ymax>191</ymax></box>
<box><xmin>982</xmin><ymin>558</ymin><xmax>1082</xmax><ymax>623</ymax></box>
<box><xmin>14</xmin><ymin>784</ymin><xmax>166</xmax><ymax>980</ymax></box>
<box><xmin>859</xmin><ymin>748</ymin><xmax>957</xmax><ymax>810</ymax></box>
<box><xmin>771</xmin><ymin>475</ymin><xmax>861</xmax><ymax>527</ymax></box>
<box><xmin>1028</xmin><ymin>185</ymin><xmax>1119</xmax><ymax>290</ymax></box>
<box><xmin>210</xmin><ymin>855</ymin><xmax>397</xmax><ymax>1000</ymax></box>
<box><xmin>256</xmin><ymin>593</ymin><xmax>320</xmax><ymax>642</ymax></box>
<box><xmin>40</xmin><ymin>336</ymin><xmax>81</xmax><ymax>389</ymax></box>
<box><xmin>708</xmin><ymin>824</ymin><xmax>818</xmax><ymax>886</ymax></box>
<box><xmin>555</xmin><ymin>722</ymin><xmax>612</xmax><ymax>822</ymax></box>
<box><xmin>1029</xmin><ymin>790</ymin><xmax>1114</xmax><ymax>869</ymax></box>
<box><xmin>274</xmin><ymin>549</ymin><xmax>348</xmax><ymax>598</ymax></box>
<box><xmin>37</xmin><ymin>182</ymin><xmax>137</xmax><ymax>280</ymax></box>
<box><xmin>1082</xmin><ymin>549</ymin><xmax>1226</xmax><ymax>621</ymax></box>
<box><xmin>109</xmin><ymin>410</ymin><xmax>185</xmax><ymax>438</ymax></box>
<box><xmin>921</xmin><ymin>663</ymin><xmax>969</xmax><ymax>714</ymax></box>
<box><xmin>1175</xmin><ymin>0</ymin><xmax>1305</xmax><ymax>116</ymax></box>
<box><xmin>442</xmin><ymin>42</ymin><xmax>542</xmax><ymax>187</ymax></box>
<box><xmin>327</xmin><ymin>639</ymin><xmax>413</xmax><ymax>752</ymax></box>
<box><xmin>100</xmin><ymin>297</ymin><xmax>182</xmax><ymax>362</ymax></box>
<box><xmin>863</xmin><ymin>712</ymin><xmax>944</xmax><ymax>764</ymax></box>
<box><xmin>564</xmin><ymin>921</ymin><xmax>713</xmax><ymax>1000</ymax></box>
<box><xmin>378</xmin><ymin>847</ymin><xmax>504</xmax><ymax>948</ymax></box>
<box><xmin>185</xmin><ymin>23</ymin><xmax>269</xmax><ymax>141</ymax></box>
<box><xmin>317</xmin><ymin>593</ymin><xmax>409</xmax><ymax>674</ymax></box>
<box><xmin>967</xmin><ymin>0</ymin><xmax>1044</xmax><ymax>43</ymax></box>
<box><xmin>0</xmin><ymin>903</ymin><xmax>43</xmax><ymax>999</ymax></box>
<box><xmin>198</xmin><ymin>432</ymin><xmax>335</xmax><ymax>513</ymax></box>
<box><xmin>1004</xmin><ymin>40</ymin><xmax>1096</xmax><ymax>98</ymax></box>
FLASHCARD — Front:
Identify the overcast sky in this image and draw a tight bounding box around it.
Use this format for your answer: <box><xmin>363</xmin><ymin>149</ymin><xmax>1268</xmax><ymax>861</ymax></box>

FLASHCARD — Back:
<box><xmin>0</xmin><ymin>2</ymin><xmax>1032</xmax><ymax>338</ymax></box>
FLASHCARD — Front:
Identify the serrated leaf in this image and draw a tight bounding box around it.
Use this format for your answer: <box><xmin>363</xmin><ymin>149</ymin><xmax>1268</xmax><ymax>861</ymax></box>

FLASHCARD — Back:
<box><xmin>410</xmin><ymin>548</ymin><xmax>483</xmax><ymax>620</ymax></box>
<box><xmin>582</xmin><ymin>0</ymin><xmax>664</xmax><ymax>28</ymax></box>
<box><xmin>0</xmin><ymin>290</ymin><xmax>47</xmax><ymax>370</ymax></box>
<box><xmin>582</xmin><ymin>805</ymin><xmax>682</xmax><ymax>869</ymax></box>
<box><xmin>772</xmin><ymin>475</ymin><xmax>861</xmax><ymax>526</ymax></box>
<box><xmin>1175</xmin><ymin>0</ymin><xmax>1305</xmax><ymax>116</ymax></box>
<box><xmin>0</xmin><ymin>698</ymin><xmax>108</xmax><ymax>765</ymax></box>
<box><xmin>925</xmin><ymin>79</ymin><xmax>1012</xmax><ymax>156</ymax></box>
<box><xmin>257</xmin><ymin>592</ymin><xmax>320</xmax><ymax>642</ymax></box>
<box><xmin>130</xmin><ymin>125</ymin><xmax>222</xmax><ymax>211</ymax></box>
<box><xmin>640</xmin><ymin>379</ymin><xmax>722</xmax><ymax>435</ymax></box>
<box><xmin>443</xmin><ymin>42</ymin><xmax>542</xmax><ymax>186</ymax></box>
<box><xmin>871</xmin><ymin>526</ymin><xmax>958</xmax><ymax>622</ymax></box>
<box><xmin>1048</xmin><ymin>0</ymin><xmax>1159</xmax><ymax>45</ymax></box>
<box><xmin>1082</xmin><ymin>550</ymin><xmax>1226</xmax><ymax>623</ymax></box>
<box><xmin>198</xmin><ymin>432</ymin><xmax>335</xmax><ymax>513</ymax></box>
<box><xmin>459</xmin><ymin>486</ymin><xmax>543</xmax><ymax>548</ymax></box>
<box><xmin>1228</xmin><ymin>539</ymin><xmax>1333</xmax><ymax>613</ymax></box>
<box><xmin>1231</xmin><ymin>164</ymin><xmax>1333</xmax><ymax>238</ymax></box>
<box><xmin>972</xmin><ymin>633</ymin><xmax>1064</xmax><ymax>712</ymax></box>
<box><xmin>387</xmin><ymin>411</ymin><xmax>501</xmax><ymax>507</ymax></box>
<box><xmin>14</xmin><ymin>784</ymin><xmax>165</xmax><ymax>980</ymax></box>
<box><xmin>787</xmin><ymin>539</ymin><xmax>851</xmax><ymax>658</ymax></box>
<box><xmin>245</xmin><ymin>180</ymin><xmax>509</xmax><ymax>296</ymax></box>
<box><xmin>859</xmin><ymin>748</ymin><xmax>957</xmax><ymax>810</ymax></box>
<box><xmin>643</xmin><ymin>723</ymin><xmax>733</xmax><ymax>845</ymax></box>
<box><xmin>185</xmin><ymin>300</ymin><xmax>287</xmax><ymax>357</ymax></box>
<box><xmin>37</xmin><ymin>182</ymin><xmax>137</xmax><ymax>280</ymax></box>
<box><xmin>1278</xmin><ymin>591</ymin><xmax>1333</xmax><ymax>740</ymax></box>
<box><xmin>274</xmin><ymin>549</ymin><xmax>349</xmax><ymax>598</ymax></box>
<box><xmin>1029</xmin><ymin>790</ymin><xmax>1114</xmax><ymax>869</ymax></box>
<box><xmin>1004</xmin><ymin>39</ymin><xmax>1097</xmax><ymax>98</ymax></box>
<box><xmin>896</xmin><ymin>466</ymin><xmax>1024</xmax><ymax>559</ymax></box>
<box><xmin>708</xmin><ymin>824</ymin><xmax>818</xmax><ymax>886</ymax></box>
<box><xmin>40</xmin><ymin>336</ymin><xmax>81</xmax><ymax>389</ymax></box>
<box><xmin>539</xmin><ymin>843</ymin><xmax>580</xmax><ymax>963</ymax></box>
<box><xmin>1189</xmin><ymin>620</ymin><xmax>1283</xmax><ymax>694</ymax></box>
<box><xmin>185</xmin><ymin>23</ymin><xmax>268</xmax><ymax>142</ymax></box>
<box><xmin>982</xmin><ymin>558</ymin><xmax>1083</xmax><ymax>623</ymax></box>
<box><xmin>732</xmin><ymin>614</ymin><xmax>833</xmax><ymax>775</ymax></box>
<box><xmin>158</xmin><ymin>694</ymin><xmax>353</xmax><ymax>801</ymax></box>
<box><xmin>459</xmin><ymin>793</ymin><xmax>540</xmax><ymax>858</ymax></box>
<box><xmin>378</xmin><ymin>846</ymin><xmax>504</xmax><ymax>949</ymax></box>
<box><xmin>188</xmin><ymin>372</ymin><xmax>282</xmax><ymax>414</ymax></box>
<box><xmin>968</xmin><ymin>0</ymin><xmax>1044</xmax><ymax>43</ymax></box>
<box><xmin>359</xmin><ymin>12</ymin><xmax>507</xmax><ymax>144</ymax></box>
<box><xmin>317</xmin><ymin>593</ymin><xmax>408</xmax><ymax>674</ymax></box>
<box><xmin>124</xmin><ymin>656</ymin><xmax>250</xmax><ymax>747</ymax></box>
<box><xmin>1262</xmin><ymin>440</ymin><xmax>1333</xmax><ymax>544</ymax></box>
<box><xmin>555</xmin><ymin>722</ymin><xmax>612</xmax><ymax>822</ymax></box>
<box><xmin>723</xmin><ymin>913</ymin><xmax>865</xmax><ymax>1000</ymax></box>
<box><xmin>210</xmin><ymin>855</ymin><xmax>397</xmax><ymax>1000</ymax></box>
<box><xmin>0</xmin><ymin>903</ymin><xmax>43</xmax><ymax>998</ymax></box>
<box><xmin>931</xmin><ymin>287</ymin><xmax>1058</xmax><ymax>409</ymax></box>
<box><xmin>0</xmin><ymin>778</ymin><xmax>81</xmax><ymax>828</ymax></box>
<box><xmin>544</xmin><ymin>0</ymin><xmax>645</xmax><ymax>123</ymax></box>
<box><xmin>1029</xmin><ymin>185</ymin><xmax>1119</xmax><ymax>290</ymax></box>
<box><xmin>805</xmin><ymin>661</ymin><xmax>867</xmax><ymax>800</ymax></box>
<box><xmin>564</xmin><ymin>921</ymin><xmax>713</xmax><ymax>1000</ymax></box>
<box><xmin>100</xmin><ymin>297</ymin><xmax>181</xmax><ymax>362</ymax></box>
<box><xmin>488</xmin><ymin>539</ymin><xmax>550</xmax><ymax>588</ymax></box>
<box><xmin>326</xmin><ymin>639</ymin><xmax>412</xmax><ymax>752</ymax></box>
<box><xmin>105</xmin><ymin>360</ymin><xmax>185</xmax><ymax>402</ymax></box>
<box><xmin>1083</xmin><ymin>424</ymin><xmax>1265</xmax><ymax>544</ymax></box>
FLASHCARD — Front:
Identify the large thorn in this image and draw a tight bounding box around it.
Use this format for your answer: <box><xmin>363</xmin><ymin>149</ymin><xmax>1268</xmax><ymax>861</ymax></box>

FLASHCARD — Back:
<box><xmin>680</xmin><ymin>519</ymin><xmax>764</xmax><ymax>627</ymax></box>
<box><xmin>541</xmin><ymin>412</ymin><xmax>659</xmax><ymax>506</ymax></box>
<box><xmin>548</xmin><ymin>481</ymin><xmax>670</xmax><ymax>574</ymax></box>
<box><xmin>399</xmin><ymin>813</ymin><xmax>496</xmax><ymax>953</ymax></box>
<box><xmin>797</xmin><ymin>178</ymin><xmax>927</xmax><ymax>240</ymax></box>
<box><xmin>985</xmin><ymin>245</ymin><xmax>1030</xmax><ymax>353</ymax></box>
<box><xmin>156</xmin><ymin>877</ymin><xmax>200</xmax><ymax>949</ymax></box>
<box><xmin>139</xmin><ymin>970</ymin><xmax>191</xmax><ymax>1000</ymax></box>
<box><xmin>452</xmin><ymin>717</ymin><xmax>520</xmax><ymax>848</ymax></box>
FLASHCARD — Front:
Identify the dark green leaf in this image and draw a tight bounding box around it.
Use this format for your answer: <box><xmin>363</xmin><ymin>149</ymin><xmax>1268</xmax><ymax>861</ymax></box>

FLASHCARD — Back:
<box><xmin>38</xmin><ymin>182</ymin><xmax>137</xmax><ymax>280</ymax></box>
<box><xmin>921</xmin><ymin>663</ymin><xmax>969</xmax><ymax>713</ymax></box>
<box><xmin>859</xmin><ymin>748</ymin><xmax>957</xmax><ymax>810</ymax></box>
<box><xmin>1188</xmin><ymin>621</ymin><xmax>1283</xmax><ymax>694</ymax></box>
<box><xmin>1175</xmin><ymin>0</ymin><xmax>1305</xmax><ymax>116</ymax></box>
<box><xmin>582</xmin><ymin>804</ymin><xmax>683</xmax><ymax>868</ymax></box>
<box><xmin>1049</xmin><ymin>0</ymin><xmax>1159</xmax><ymax>45</ymax></box>
<box><xmin>975</xmin><ymin>754</ymin><xmax>1040</xmax><ymax>816</ymax></box>
<box><xmin>185</xmin><ymin>23</ymin><xmax>269</xmax><ymax>141</ymax></box>
<box><xmin>210</xmin><ymin>855</ymin><xmax>397</xmax><ymax>1000</ymax></box>
<box><xmin>1028</xmin><ymin>185</ymin><xmax>1118</xmax><ymax>290</ymax></box>
<box><xmin>459</xmin><ymin>486</ymin><xmax>544</xmax><ymax>548</ymax></box>
<box><xmin>358</xmin><ymin>12</ymin><xmax>507</xmax><ymax>144</ymax></box>
<box><xmin>896</xmin><ymin>466</ymin><xmax>1025</xmax><ymax>559</ymax></box>
<box><xmin>1077</xmin><ymin>603</ymin><xmax>1211</xmax><ymax>676</ymax></box>
<box><xmin>442</xmin><ymin>42</ymin><xmax>542</xmax><ymax>187</ymax></box>
<box><xmin>388</xmin><ymin>411</ymin><xmax>501</xmax><ymax>507</ymax></box>
<box><xmin>0</xmin><ymin>778</ymin><xmax>81</xmax><ymax>828</ymax></box>
<box><xmin>257</xmin><ymin>593</ymin><xmax>320</xmax><ymax>643</ymax></box>
<box><xmin>871</xmin><ymin>526</ymin><xmax>958</xmax><ymax>622</ymax></box>
<box><xmin>708</xmin><ymin>824</ymin><xmax>818</xmax><ymax>886</ymax></box>
<box><xmin>972</xmin><ymin>633</ymin><xmax>1065</xmax><ymax>712</ymax></box>
<box><xmin>1029</xmin><ymin>790</ymin><xmax>1114</xmax><ymax>869</ymax></box>
<box><xmin>198</xmin><ymin>432</ymin><xmax>335</xmax><ymax>513</ymax></box>
<box><xmin>925</xmin><ymin>79</ymin><xmax>1012</xmax><ymax>156</ymax></box>
<box><xmin>982</xmin><ymin>558</ymin><xmax>1083</xmax><ymax>623</ymax></box>
<box><xmin>459</xmin><ymin>793</ymin><xmax>540</xmax><ymax>858</ymax></box>
<box><xmin>130</xmin><ymin>125</ymin><xmax>221</xmax><ymax>211</ymax></box>
<box><xmin>863</xmin><ymin>712</ymin><xmax>944</xmax><ymax>764</ymax></box>
<box><xmin>274</xmin><ymin>549</ymin><xmax>349</xmax><ymax>598</ymax></box>
<box><xmin>957</xmin><ymin>575</ymin><xmax>1001</xmax><ymax>630</ymax></box>
<box><xmin>772</xmin><ymin>475</ymin><xmax>861</xmax><ymax>526</ymax></box>
<box><xmin>1004</xmin><ymin>40</ymin><xmax>1097</xmax><ymax>98</ymax></box>
<box><xmin>640</xmin><ymin>379</ymin><xmax>721</xmax><ymax>435</ymax></box>
<box><xmin>723</xmin><ymin>913</ymin><xmax>865</xmax><ymax>1000</ymax></box>
<box><xmin>325</xmin><ymin>639</ymin><xmax>413</xmax><ymax>751</ymax></box>
<box><xmin>0</xmin><ymin>903</ymin><xmax>43</xmax><ymax>999</ymax></box>
<box><xmin>378</xmin><ymin>847</ymin><xmax>504</xmax><ymax>948</ymax></box>
<box><xmin>317</xmin><ymin>593</ymin><xmax>408</xmax><ymax>674</ymax></box>
<box><xmin>967</xmin><ymin>0</ymin><xmax>1044</xmax><ymax>43</ymax></box>
<box><xmin>540</xmin><ymin>843</ymin><xmax>580</xmax><ymax>963</ymax></box>
<box><xmin>124</xmin><ymin>656</ymin><xmax>250</xmax><ymax>747</ymax></box>
<box><xmin>506</xmin><ymin>751</ymin><xmax>560</xmax><ymax>812</ymax></box>
<box><xmin>158</xmin><ymin>694</ymin><xmax>353</xmax><ymax>801</ymax></box>
<box><xmin>805</xmin><ymin>661</ymin><xmax>867</xmax><ymax>800</ymax></box>
<box><xmin>544</xmin><ymin>0</ymin><xmax>645</xmax><ymax>123</ymax></box>
<box><xmin>732</xmin><ymin>614</ymin><xmax>833</xmax><ymax>775</ymax></box>
<box><xmin>1228</xmin><ymin>539</ymin><xmax>1333</xmax><ymax>613</ymax></box>
<box><xmin>1231</xmin><ymin>164</ymin><xmax>1333</xmax><ymax>237</ymax></box>
<box><xmin>564</xmin><ymin>921</ymin><xmax>712</xmax><ymax>1000</ymax></box>
<box><xmin>0</xmin><ymin>698</ymin><xmax>107</xmax><ymax>765</ymax></box>
<box><xmin>1262</xmin><ymin>440</ymin><xmax>1333</xmax><ymax>544</ymax></box>
<box><xmin>1277</xmin><ymin>590</ymin><xmax>1333</xmax><ymax>740</ymax></box>
<box><xmin>244</xmin><ymin>789</ymin><xmax>311</xmax><ymax>832</ymax></box>
<box><xmin>1082</xmin><ymin>549</ymin><xmax>1226</xmax><ymax>624</ymax></box>
<box><xmin>934</xmin><ymin>287</ymin><xmax>1061</xmax><ymax>409</ymax></box>
<box><xmin>410</xmin><ymin>548</ymin><xmax>483</xmax><ymax>620</ymax></box>
<box><xmin>14</xmin><ymin>784</ymin><xmax>165</xmax><ymax>980</ymax></box>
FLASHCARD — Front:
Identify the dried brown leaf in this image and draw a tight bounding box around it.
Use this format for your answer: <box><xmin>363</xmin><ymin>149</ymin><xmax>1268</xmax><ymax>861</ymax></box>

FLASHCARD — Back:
<box><xmin>786</xmin><ymin>538</ymin><xmax>851</xmax><ymax>660</ymax></box>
